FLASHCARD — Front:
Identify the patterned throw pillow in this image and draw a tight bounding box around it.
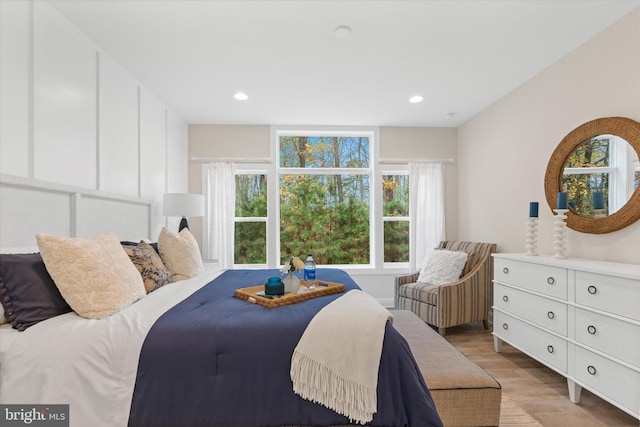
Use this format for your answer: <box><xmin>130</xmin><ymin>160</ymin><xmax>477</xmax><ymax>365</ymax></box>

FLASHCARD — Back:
<box><xmin>158</xmin><ymin>227</ymin><xmax>204</xmax><ymax>282</ymax></box>
<box><xmin>123</xmin><ymin>241</ymin><xmax>172</xmax><ymax>293</ymax></box>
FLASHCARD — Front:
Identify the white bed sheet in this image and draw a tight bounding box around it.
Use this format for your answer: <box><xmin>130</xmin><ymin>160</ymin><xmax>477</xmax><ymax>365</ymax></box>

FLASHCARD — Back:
<box><xmin>0</xmin><ymin>268</ymin><xmax>224</xmax><ymax>427</ymax></box>
<box><xmin>0</xmin><ymin>324</ymin><xmax>18</xmax><ymax>365</ymax></box>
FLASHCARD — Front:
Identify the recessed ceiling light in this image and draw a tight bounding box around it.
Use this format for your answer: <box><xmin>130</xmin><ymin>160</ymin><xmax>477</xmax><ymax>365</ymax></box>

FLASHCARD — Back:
<box><xmin>408</xmin><ymin>95</ymin><xmax>424</xmax><ymax>104</ymax></box>
<box><xmin>233</xmin><ymin>92</ymin><xmax>248</xmax><ymax>101</ymax></box>
<box><xmin>333</xmin><ymin>25</ymin><xmax>351</xmax><ymax>39</ymax></box>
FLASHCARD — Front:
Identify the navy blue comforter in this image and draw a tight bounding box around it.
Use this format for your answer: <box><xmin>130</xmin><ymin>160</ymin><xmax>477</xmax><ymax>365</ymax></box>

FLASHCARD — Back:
<box><xmin>128</xmin><ymin>269</ymin><xmax>443</xmax><ymax>427</ymax></box>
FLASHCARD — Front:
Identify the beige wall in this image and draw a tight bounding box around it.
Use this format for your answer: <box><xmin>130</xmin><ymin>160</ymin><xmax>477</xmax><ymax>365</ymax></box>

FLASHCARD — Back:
<box><xmin>379</xmin><ymin>126</ymin><xmax>458</xmax><ymax>240</ymax></box>
<box><xmin>187</xmin><ymin>125</ymin><xmax>270</xmax><ymax>242</ymax></box>
<box><xmin>457</xmin><ymin>8</ymin><xmax>640</xmax><ymax>263</ymax></box>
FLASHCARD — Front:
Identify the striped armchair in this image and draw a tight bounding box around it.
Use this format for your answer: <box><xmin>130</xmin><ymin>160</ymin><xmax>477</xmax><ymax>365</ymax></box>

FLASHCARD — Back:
<box><xmin>394</xmin><ymin>241</ymin><xmax>497</xmax><ymax>336</ymax></box>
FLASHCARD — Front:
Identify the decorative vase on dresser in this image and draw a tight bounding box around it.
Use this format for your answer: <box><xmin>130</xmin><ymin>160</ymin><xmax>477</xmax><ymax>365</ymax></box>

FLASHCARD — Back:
<box><xmin>492</xmin><ymin>253</ymin><xmax>640</xmax><ymax>420</ymax></box>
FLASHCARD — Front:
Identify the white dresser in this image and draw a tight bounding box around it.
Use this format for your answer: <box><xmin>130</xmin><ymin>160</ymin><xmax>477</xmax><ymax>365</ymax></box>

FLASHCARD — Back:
<box><xmin>492</xmin><ymin>253</ymin><xmax>640</xmax><ymax>419</ymax></box>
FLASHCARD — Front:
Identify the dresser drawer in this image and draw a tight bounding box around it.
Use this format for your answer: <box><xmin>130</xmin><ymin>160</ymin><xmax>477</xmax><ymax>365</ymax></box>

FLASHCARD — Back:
<box><xmin>573</xmin><ymin>347</ymin><xmax>640</xmax><ymax>416</ymax></box>
<box><xmin>575</xmin><ymin>271</ymin><xmax>640</xmax><ymax>322</ymax></box>
<box><xmin>494</xmin><ymin>283</ymin><xmax>568</xmax><ymax>336</ymax></box>
<box><xmin>575</xmin><ymin>308</ymin><xmax>640</xmax><ymax>367</ymax></box>
<box><xmin>494</xmin><ymin>258</ymin><xmax>567</xmax><ymax>300</ymax></box>
<box><xmin>494</xmin><ymin>310</ymin><xmax>567</xmax><ymax>372</ymax></box>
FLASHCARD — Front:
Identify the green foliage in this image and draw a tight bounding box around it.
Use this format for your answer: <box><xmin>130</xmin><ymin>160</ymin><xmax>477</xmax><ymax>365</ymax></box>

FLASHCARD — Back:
<box><xmin>384</xmin><ymin>222</ymin><xmax>409</xmax><ymax>262</ymax></box>
<box><xmin>280</xmin><ymin>174</ymin><xmax>370</xmax><ymax>264</ymax></box>
<box><xmin>234</xmin><ymin>222</ymin><xmax>266</xmax><ymax>264</ymax></box>
<box><xmin>235</xmin><ymin>174</ymin><xmax>267</xmax><ymax>217</ymax></box>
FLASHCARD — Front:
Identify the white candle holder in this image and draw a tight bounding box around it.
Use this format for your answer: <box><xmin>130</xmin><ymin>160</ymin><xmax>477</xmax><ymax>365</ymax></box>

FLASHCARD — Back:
<box><xmin>525</xmin><ymin>217</ymin><xmax>539</xmax><ymax>256</ymax></box>
<box><xmin>552</xmin><ymin>209</ymin><xmax>569</xmax><ymax>259</ymax></box>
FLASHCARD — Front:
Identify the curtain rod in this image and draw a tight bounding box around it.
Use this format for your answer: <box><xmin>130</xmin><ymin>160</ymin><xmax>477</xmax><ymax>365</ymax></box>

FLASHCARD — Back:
<box><xmin>192</xmin><ymin>156</ymin><xmax>454</xmax><ymax>165</ymax></box>
<box><xmin>190</xmin><ymin>157</ymin><xmax>271</xmax><ymax>164</ymax></box>
<box><xmin>378</xmin><ymin>158</ymin><xmax>455</xmax><ymax>164</ymax></box>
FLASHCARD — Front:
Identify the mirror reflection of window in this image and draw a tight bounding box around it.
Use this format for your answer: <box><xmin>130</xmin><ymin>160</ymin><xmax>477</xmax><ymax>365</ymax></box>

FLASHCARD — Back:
<box><xmin>562</xmin><ymin>135</ymin><xmax>639</xmax><ymax>218</ymax></box>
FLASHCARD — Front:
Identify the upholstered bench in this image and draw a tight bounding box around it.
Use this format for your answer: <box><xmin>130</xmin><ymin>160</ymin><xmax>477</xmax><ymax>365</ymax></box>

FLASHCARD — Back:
<box><xmin>391</xmin><ymin>310</ymin><xmax>502</xmax><ymax>426</ymax></box>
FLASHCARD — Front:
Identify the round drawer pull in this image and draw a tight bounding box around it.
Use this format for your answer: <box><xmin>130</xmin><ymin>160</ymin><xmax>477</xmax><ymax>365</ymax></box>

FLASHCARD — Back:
<box><xmin>547</xmin><ymin>277</ymin><xmax>555</xmax><ymax>285</ymax></box>
<box><xmin>587</xmin><ymin>285</ymin><xmax>597</xmax><ymax>295</ymax></box>
<box><xmin>587</xmin><ymin>365</ymin><xmax>597</xmax><ymax>376</ymax></box>
<box><xmin>547</xmin><ymin>345</ymin><xmax>554</xmax><ymax>354</ymax></box>
<box><xmin>502</xmin><ymin>323</ymin><xmax>509</xmax><ymax>330</ymax></box>
<box><xmin>503</xmin><ymin>295</ymin><xmax>509</xmax><ymax>302</ymax></box>
<box><xmin>503</xmin><ymin>267</ymin><xmax>509</xmax><ymax>274</ymax></box>
<box><xmin>547</xmin><ymin>311</ymin><xmax>555</xmax><ymax>320</ymax></box>
<box><xmin>587</xmin><ymin>325</ymin><xmax>597</xmax><ymax>335</ymax></box>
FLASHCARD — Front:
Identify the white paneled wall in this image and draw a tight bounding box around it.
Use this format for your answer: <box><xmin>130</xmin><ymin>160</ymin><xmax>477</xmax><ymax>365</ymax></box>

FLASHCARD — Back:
<box><xmin>98</xmin><ymin>55</ymin><xmax>139</xmax><ymax>197</ymax></box>
<box><xmin>166</xmin><ymin>110</ymin><xmax>189</xmax><ymax>232</ymax></box>
<box><xmin>167</xmin><ymin>110</ymin><xmax>188</xmax><ymax>193</ymax></box>
<box><xmin>33</xmin><ymin>1</ymin><xmax>97</xmax><ymax>188</ymax></box>
<box><xmin>0</xmin><ymin>0</ymin><xmax>188</xmax><ymax>241</ymax></box>
<box><xmin>0</xmin><ymin>0</ymin><xmax>30</xmax><ymax>177</ymax></box>
<box><xmin>140</xmin><ymin>88</ymin><xmax>168</xmax><ymax>238</ymax></box>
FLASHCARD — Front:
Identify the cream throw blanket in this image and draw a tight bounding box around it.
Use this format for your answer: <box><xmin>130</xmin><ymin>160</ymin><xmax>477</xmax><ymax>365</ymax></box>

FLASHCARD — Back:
<box><xmin>290</xmin><ymin>290</ymin><xmax>393</xmax><ymax>424</ymax></box>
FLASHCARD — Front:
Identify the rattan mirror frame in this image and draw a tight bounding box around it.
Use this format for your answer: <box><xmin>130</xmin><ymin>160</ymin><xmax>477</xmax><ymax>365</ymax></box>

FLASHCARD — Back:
<box><xmin>544</xmin><ymin>117</ymin><xmax>640</xmax><ymax>234</ymax></box>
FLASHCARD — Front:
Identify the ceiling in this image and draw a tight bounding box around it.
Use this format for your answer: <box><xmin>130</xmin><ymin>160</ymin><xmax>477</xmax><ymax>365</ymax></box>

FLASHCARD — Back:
<box><xmin>48</xmin><ymin>0</ymin><xmax>640</xmax><ymax>127</ymax></box>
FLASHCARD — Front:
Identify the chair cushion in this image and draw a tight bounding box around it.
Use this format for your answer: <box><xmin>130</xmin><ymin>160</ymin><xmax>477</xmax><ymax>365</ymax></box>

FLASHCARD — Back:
<box><xmin>398</xmin><ymin>282</ymin><xmax>439</xmax><ymax>305</ymax></box>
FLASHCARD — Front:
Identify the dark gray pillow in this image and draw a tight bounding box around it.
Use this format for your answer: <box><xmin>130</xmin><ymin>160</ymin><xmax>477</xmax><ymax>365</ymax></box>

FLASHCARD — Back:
<box><xmin>0</xmin><ymin>253</ymin><xmax>72</xmax><ymax>331</ymax></box>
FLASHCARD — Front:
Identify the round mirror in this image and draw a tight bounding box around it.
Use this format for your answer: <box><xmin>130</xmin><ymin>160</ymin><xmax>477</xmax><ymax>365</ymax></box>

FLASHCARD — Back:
<box><xmin>544</xmin><ymin>117</ymin><xmax>640</xmax><ymax>234</ymax></box>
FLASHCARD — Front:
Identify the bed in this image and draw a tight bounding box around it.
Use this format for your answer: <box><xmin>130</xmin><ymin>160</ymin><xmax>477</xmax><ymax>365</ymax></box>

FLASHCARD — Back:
<box><xmin>0</xmin><ymin>265</ymin><xmax>444</xmax><ymax>427</ymax></box>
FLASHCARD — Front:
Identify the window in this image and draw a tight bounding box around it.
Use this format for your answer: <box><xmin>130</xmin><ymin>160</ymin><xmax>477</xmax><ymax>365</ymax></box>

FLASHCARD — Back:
<box><xmin>382</xmin><ymin>171</ymin><xmax>409</xmax><ymax>263</ymax></box>
<box><xmin>234</xmin><ymin>172</ymin><xmax>268</xmax><ymax>264</ymax></box>
<box><xmin>208</xmin><ymin>127</ymin><xmax>426</xmax><ymax>270</ymax></box>
<box><xmin>563</xmin><ymin>135</ymin><xmax>638</xmax><ymax>217</ymax></box>
<box><xmin>277</xmin><ymin>132</ymin><xmax>373</xmax><ymax>266</ymax></box>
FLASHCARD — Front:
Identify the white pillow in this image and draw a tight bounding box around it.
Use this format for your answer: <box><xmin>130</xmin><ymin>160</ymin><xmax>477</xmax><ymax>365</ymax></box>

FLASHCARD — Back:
<box><xmin>417</xmin><ymin>249</ymin><xmax>468</xmax><ymax>285</ymax></box>
<box><xmin>36</xmin><ymin>233</ymin><xmax>146</xmax><ymax>319</ymax></box>
<box><xmin>158</xmin><ymin>227</ymin><xmax>204</xmax><ymax>281</ymax></box>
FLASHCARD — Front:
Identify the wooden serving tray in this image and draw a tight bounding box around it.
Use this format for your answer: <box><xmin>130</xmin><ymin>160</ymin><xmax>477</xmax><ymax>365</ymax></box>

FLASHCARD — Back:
<box><xmin>234</xmin><ymin>280</ymin><xmax>346</xmax><ymax>308</ymax></box>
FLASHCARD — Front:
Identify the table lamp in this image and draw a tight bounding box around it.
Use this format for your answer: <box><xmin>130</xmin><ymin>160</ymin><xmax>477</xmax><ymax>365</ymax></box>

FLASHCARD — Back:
<box><xmin>162</xmin><ymin>193</ymin><xmax>205</xmax><ymax>232</ymax></box>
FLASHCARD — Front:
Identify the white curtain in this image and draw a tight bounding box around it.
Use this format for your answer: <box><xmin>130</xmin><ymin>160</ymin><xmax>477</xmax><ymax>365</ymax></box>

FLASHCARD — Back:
<box><xmin>409</xmin><ymin>162</ymin><xmax>445</xmax><ymax>272</ymax></box>
<box><xmin>206</xmin><ymin>162</ymin><xmax>235</xmax><ymax>269</ymax></box>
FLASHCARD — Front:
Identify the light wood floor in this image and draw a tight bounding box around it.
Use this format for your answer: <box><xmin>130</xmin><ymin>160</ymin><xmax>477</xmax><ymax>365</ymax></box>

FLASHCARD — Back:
<box><xmin>442</xmin><ymin>322</ymin><xmax>639</xmax><ymax>427</ymax></box>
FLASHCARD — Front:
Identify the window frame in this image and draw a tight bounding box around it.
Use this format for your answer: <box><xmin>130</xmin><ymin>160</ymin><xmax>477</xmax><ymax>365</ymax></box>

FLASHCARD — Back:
<box><xmin>232</xmin><ymin>164</ymin><xmax>275</xmax><ymax>268</ymax></box>
<box><xmin>380</xmin><ymin>165</ymin><xmax>410</xmax><ymax>268</ymax></box>
<box><xmin>273</xmin><ymin>127</ymin><xmax>378</xmax><ymax>268</ymax></box>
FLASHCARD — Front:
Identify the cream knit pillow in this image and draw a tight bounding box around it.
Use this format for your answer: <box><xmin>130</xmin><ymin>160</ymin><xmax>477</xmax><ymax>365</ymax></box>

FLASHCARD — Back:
<box><xmin>158</xmin><ymin>227</ymin><xmax>204</xmax><ymax>281</ymax></box>
<box><xmin>36</xmin><ymin>233</ymin><xmax>146</xmax><ymax>319</ymax></box>
<box><xmin>417</xmin><ymin>249</ymin><xmax>468</xmax><ymax>285</ymax></box>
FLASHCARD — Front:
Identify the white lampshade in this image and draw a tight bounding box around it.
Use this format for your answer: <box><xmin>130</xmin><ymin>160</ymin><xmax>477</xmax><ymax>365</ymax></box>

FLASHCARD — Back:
<box><xmin>162</xmin><ymin>193</ymin><xmax>205</xmax><ymax>218</ymax></box>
